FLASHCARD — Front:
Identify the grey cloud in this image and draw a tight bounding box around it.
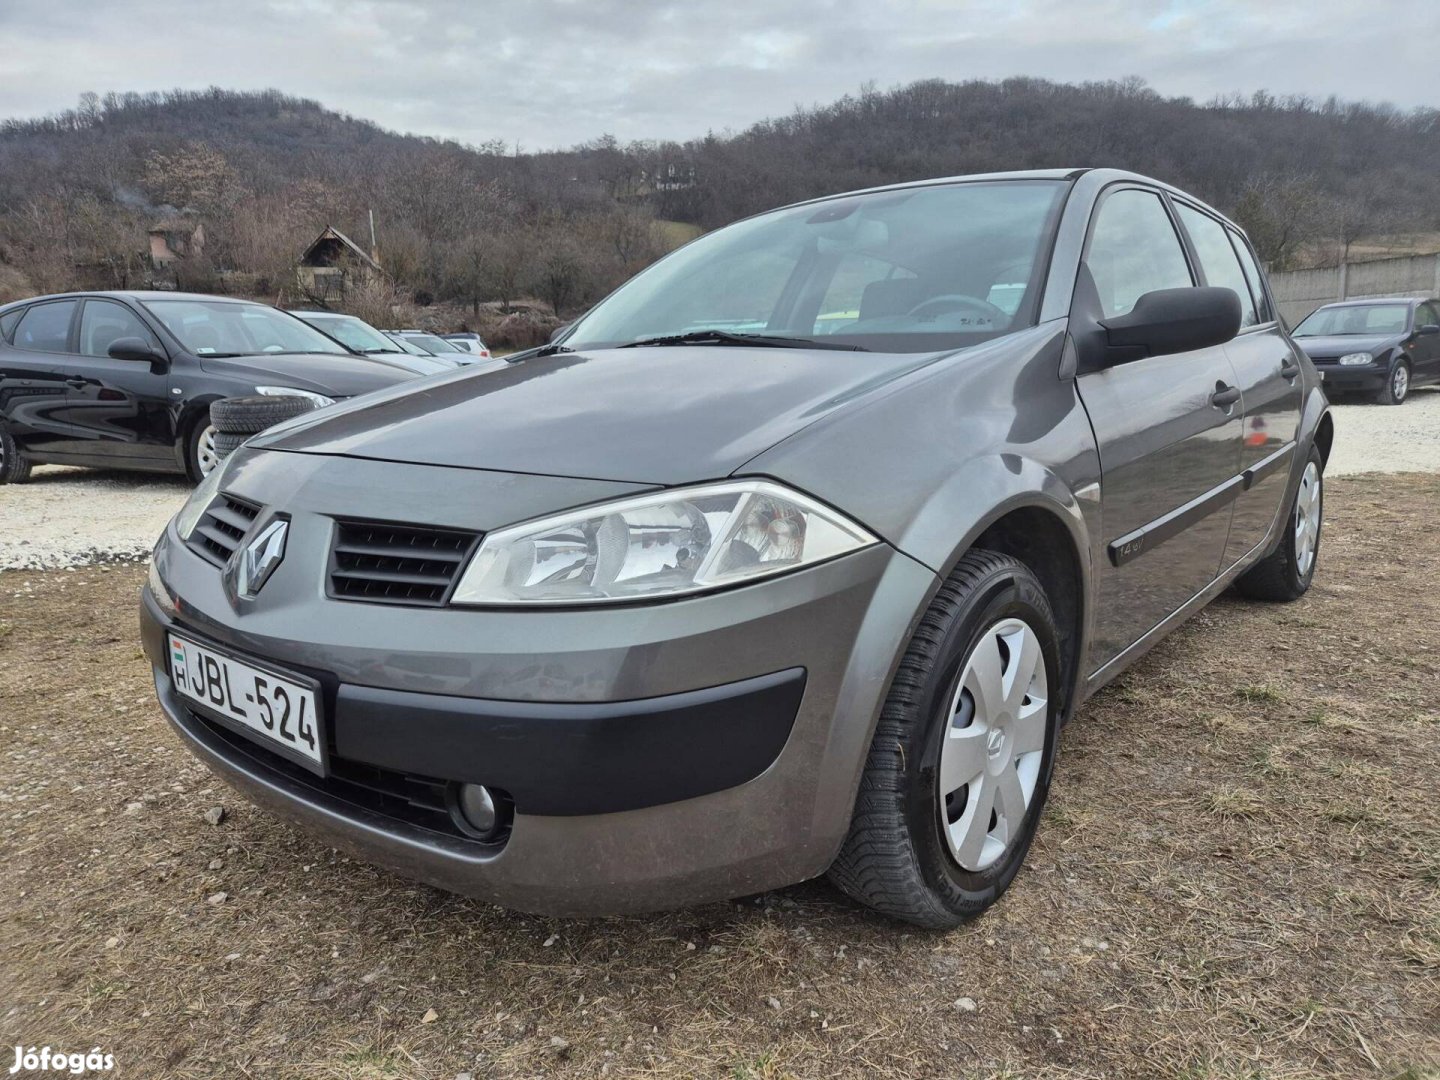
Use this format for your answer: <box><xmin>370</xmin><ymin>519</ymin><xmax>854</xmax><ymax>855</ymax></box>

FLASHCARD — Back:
<box><xmin>0</xmin><ymin>0</ymin><xmax>1436</xmax><ymax>147</ymax></box>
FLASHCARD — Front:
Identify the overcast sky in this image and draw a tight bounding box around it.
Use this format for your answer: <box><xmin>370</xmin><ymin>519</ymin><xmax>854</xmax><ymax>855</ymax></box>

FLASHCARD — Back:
<box><xmin>2</xmin><ymin>0</ymin><xmax>1438</xmax><ymax>149</ymax></box>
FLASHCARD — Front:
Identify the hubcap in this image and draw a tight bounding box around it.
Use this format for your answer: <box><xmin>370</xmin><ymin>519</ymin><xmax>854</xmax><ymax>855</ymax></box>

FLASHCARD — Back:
<box><xmin>1393</xmin><ymin>365</ymin><xmax>1409</xmax><ymax>401</ymax></box>
<box><xmin>197</xmin><ymin>425</ymin><xmax>220</xmax><ymax>477</ymax></box>
<box><xmin>938</xmin><ymin>617</ymin><xmax>1048</xmax><ymax>872</ymax></box>
<box><xmin>1294</xmin><ymin>461</ymin><xmax>1322</xmax><ymax>577</ymax></box>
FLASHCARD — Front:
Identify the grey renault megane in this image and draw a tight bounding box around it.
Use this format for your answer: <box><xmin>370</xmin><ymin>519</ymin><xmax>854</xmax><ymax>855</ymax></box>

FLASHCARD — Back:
<box><xmin>141</xmin><ymin>169</ymin><xmax>1331</xmax><ymax>927</ymax></box>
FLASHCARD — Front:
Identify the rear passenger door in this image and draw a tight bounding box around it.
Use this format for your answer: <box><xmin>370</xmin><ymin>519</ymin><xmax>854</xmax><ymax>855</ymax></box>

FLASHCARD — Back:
<box><xmin>0</xmin><ymin>299</ymin><xmax>80</xmax><ymax>457</ymax></box>
<box><xmin>1072</xmin><ymin>186</ymin><xmax>1245</xmax><ymax>671</ymax></box>
<box><xmin>1173</xmin><ymin>202</ymin><xmax>1302</xmax><ymax>568</ymax></box>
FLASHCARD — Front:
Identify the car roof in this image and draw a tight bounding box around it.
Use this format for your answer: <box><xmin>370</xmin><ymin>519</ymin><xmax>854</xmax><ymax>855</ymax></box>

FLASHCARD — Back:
<box><xmin>0</xmin><ymin>289</ymin><xmax>264</xmax><ymax>313</ymax></box>
<box><xmin>758</xmin><ymin>167</ymin><xmax>1243</xmax><ymax>233</ymax></box>
<box><xmin>1312</xmin><ymin>297</ymin><xmax>1426</xmax><ymax>309</ymax></box>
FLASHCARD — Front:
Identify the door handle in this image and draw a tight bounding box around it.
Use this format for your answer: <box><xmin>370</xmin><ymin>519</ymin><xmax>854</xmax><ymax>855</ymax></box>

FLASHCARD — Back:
<box><xmin>1210</xmin><ymin>383</ymin><xmax>1241</xmax><ymax>409</ymax></box>
<box><xmin>65</xmin><ymin>378</ymin><xmax>88</xmax><ymax>389</ymax></box>
<box><xmin>1280</xmin><ymin>357</ymin><xmax>1300</xmax><ymax>380</ymax></box>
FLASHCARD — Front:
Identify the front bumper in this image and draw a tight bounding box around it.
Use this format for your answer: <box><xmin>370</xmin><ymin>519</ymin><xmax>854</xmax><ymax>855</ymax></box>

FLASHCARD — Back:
<box><xmin>141</xmin><ymin>450</ymin><xmax>937</xmax><ymax>914</ymax></box>
<box><xmin>1311</xmin><ymin>361</ymin><xmax>1386</xmax><ymax>391</ymax></box>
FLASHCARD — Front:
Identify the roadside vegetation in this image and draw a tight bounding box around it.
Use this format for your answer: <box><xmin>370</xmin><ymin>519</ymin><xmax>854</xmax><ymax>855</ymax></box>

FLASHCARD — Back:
<box><xmin>2</xmin><ymin>78</ymin><xmax>1439</xmax><ymax>344</ymax></box>
<box><xmin>2</xmin><ymin>474</ymin><xmax>1436</xmax><ymax>1078</ymax></box>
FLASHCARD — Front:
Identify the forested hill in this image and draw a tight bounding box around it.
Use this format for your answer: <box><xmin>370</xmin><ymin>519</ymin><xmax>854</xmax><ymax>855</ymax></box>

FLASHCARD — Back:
<box><xmin>2</xmin><ymin>79</ymin><xmax>1438</xmax><ymax>315</ymax></box>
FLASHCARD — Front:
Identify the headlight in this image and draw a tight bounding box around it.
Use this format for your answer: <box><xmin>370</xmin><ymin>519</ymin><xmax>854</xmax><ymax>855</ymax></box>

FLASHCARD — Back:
<box><xmin>451</xmin><ymin>480</ymin><xmax>877</xmax><ymax>606</ymax></box>
<box><xmin>254</xmin><ymin>386</ymin><xmax>336</xmax><ymax>408</ymax></box>
<box><xmin>174</xmin><ymin>455</ymin><xmax>230</xmax><ymax>540</ymax></box>
<box><xmin>1338</xmin><ymin>353</ymin><xmax>1374</xmax><ymax>366</ymax></box>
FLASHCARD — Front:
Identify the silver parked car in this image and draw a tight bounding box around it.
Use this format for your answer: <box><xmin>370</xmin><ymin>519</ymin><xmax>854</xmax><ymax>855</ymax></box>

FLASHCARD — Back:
<box><xmin>141</xmin><ymin>170</ymin><xmax>1330</xmax><ymax>926</ymax></box>
<box><xmin>289</xmin><ymin>310</ymin><xmax>466</xmax><ymax>377</ymax></box>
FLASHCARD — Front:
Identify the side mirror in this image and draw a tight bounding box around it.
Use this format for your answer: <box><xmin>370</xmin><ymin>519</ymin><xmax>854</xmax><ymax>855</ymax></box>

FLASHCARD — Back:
<box><xmin>1418</xmin><ymin>324</ymin><xmax>1440</xmax><ymax>337</ymax></box>
<box><xmin>549</xmin><ymin>322</ymin><xmax>572</xmax><ymax>344</ymax></box>
<box><xmin>108</xmin><ymin>337</ymin><xmax>165</xmax><ymax>363</ymax></box>
<box><xmin>1099</xmin><ymin>287</ymin><xmax>1242</xmax><ymax>362</ymax></box>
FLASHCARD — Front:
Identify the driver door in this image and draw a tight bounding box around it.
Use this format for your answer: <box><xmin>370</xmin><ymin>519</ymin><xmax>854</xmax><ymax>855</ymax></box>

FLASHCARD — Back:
<box><xmin>1072</xmin><ymin>186</ymin><xmax>1245</xmax><ymax>673</ymax></box>
<box><xmin>48</xmin><ymin>298</ymin><xmax>174</xmax><ymax>467</ymax></box>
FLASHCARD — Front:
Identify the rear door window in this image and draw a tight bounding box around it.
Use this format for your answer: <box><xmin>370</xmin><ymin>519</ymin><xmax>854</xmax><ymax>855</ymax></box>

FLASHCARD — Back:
<box><xmin>13</xmin><ymin>300</ymin><xmax>77</xmax><ymax>354</ymax></box>
<box><xmin>1085</xmin><ymin>189</ymin><xmax>1194</xmax><ymax>319</ymax></box>
<box><xmin>1174</xmin><ymin>204</ymin><xmax>1259</xmax><ymax>328</ymax></box>
<box><xmin>1226</xmin><ymin>230</ymin><xmax>1273</xmax><ymax>324</ymax></box>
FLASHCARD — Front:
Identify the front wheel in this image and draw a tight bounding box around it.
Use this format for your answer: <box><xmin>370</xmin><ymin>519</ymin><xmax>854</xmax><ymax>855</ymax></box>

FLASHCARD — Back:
<box><xmin>185</xmin><ymin>421</ymin><xmax>221</xmax><ymax>483</ymax></box>
<box><xmin>1377</xmin><ymin>360</ymin><xmax>1410</xmax><ymax>405</ymax></box>
<box><xmin>1234</xmin><ymin>447</ymin><xmax>1323</xmax><ymax>602</ymax></box>
<box><xmin>828</xmin><ymin>550</ymin><xmax>1062</xmax><ymax>928</ymax></box>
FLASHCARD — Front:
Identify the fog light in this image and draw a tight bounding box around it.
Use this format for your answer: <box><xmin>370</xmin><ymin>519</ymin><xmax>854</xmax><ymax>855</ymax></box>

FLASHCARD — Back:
<box><xmin>448</xmin><ymin>782</ymin><xmax>511</xmax><ymax>840</ymax></box>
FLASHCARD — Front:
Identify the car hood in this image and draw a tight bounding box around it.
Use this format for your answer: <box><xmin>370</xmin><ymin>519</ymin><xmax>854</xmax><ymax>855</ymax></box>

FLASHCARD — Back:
<box><xmin>1292</xmin><ymin>333</ymin><xmax>1400</xmax><ymax>358</ymax></box>
<box><xmin>254</xmin><ymin>344</ymin><xmax>951</xmax><ymax>484</ymax></box>
<box><xmin>196</xmin><ymin>352</ymin><xmax>418</xmax><ymax>396</ymax></box>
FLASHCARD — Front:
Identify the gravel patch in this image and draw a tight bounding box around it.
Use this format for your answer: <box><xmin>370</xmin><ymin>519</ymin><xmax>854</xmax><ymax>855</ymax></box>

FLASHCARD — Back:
<box><xmin>1326</xmin><ymin>385</ymin><xmax>1440</xmax><ymax>475</ymax></box>
<box><xmin>0</xmin><ymin>387</ymin><xmax>1434</xmax><ymax>569</ymax></box>
<box><xmin>0</xmin><ymin>466</ymin><xmax>190</xmax><ymax>570</ymax></box>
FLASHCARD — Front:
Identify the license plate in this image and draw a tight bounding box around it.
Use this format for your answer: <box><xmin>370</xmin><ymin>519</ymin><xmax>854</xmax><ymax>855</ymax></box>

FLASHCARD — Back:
<box><xmin>168</xmin><ymin>633</ymin><xmax>324</xmax><ymax>771</ymax></box>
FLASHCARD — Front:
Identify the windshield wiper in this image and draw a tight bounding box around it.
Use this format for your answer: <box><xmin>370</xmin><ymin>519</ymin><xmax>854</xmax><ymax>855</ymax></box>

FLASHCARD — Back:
<box><xmin>618</xmin><ymin>329</ymin><xmax>868</xmax><ymax>351</ymax></box>
<box><xmin>362</xmin><ymin>347</ymin><xmax>404</xmax><ymax>354</ymax></box>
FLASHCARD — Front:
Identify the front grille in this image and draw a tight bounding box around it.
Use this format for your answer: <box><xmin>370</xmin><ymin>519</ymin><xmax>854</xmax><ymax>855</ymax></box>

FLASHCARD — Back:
<box><xmin>328</xmin><ymin>520</ymin><xmax>480</xmax><ymax>607</ymax></box>
<box><xmin>185</xmin><ymin>707</ymin><xmax>495</xmax><ymax>844</ymax></box>
<box><xmin>187</xmin><ymin>495</ymin><xmax>260</xmax><ymax>566</ymax></box>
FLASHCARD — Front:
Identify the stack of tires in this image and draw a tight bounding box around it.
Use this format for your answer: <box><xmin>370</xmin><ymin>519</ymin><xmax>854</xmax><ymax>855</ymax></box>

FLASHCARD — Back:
<box><xmin>208</xmin><ymin>396</ymin><xmax>316</xmax><ymax>467</ymax></box>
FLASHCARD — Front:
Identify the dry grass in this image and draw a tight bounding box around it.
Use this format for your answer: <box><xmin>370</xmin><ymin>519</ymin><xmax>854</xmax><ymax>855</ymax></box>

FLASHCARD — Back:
<box><xmin>1</xmin><ymin>476</ymin><xmax>1438</xmax><ymax>1078</ymax></box>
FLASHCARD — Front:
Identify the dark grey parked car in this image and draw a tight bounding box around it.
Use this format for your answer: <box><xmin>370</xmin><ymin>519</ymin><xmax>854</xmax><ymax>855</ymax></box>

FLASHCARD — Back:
<box><xmin>1291</xmin><ymin>296</ymin><xmax>1440</xmax><ymax>405</ymax></box>
<box><xmin>141</xmin><ymin>169</ymin><xmax>1331</xmax><ymax>927</ymax></box>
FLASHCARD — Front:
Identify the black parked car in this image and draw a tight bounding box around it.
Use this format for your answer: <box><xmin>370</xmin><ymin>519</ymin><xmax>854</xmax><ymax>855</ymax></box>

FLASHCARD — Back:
<box><xmin>0</xmin><ymin>292</ymin><xmax>418</xmax><ymax>483</ymax></box>
<box><xmin>1291</xmin><ymin>297</ymin><xmax>1440</xmax><ymax>405</ymax></box>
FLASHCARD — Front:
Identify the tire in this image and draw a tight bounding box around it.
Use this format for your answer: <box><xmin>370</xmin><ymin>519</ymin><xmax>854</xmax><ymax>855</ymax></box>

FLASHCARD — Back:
<box><xmin>213</xmin><ymin>431</ymin><xmax>248</xmax><ymax>458</ymax></box>
<box><xmin>828</xmin><ymin>550</ymin><xmax>1063</xmax><ymax>929</ymax></box>
<box><xmin>184</xmin><ymin>421</ymin><xmax>222</xmax><ymax>483</ymax></box>
<box><xmin>1233</xmin><ymin>446</ymin><xmax>1324</xmax><ymax>602</ymax></box>
<box><xmin>209</xmin><ymin>395</ymin><xmax>315</xmax><ymax>435</ymax></box>
<box><xmin>0</xmin><ymin>431</ymin><xmax>34</xmax><ymax>484</ymax></box>
<box><xmin>1376</xmin><ymin>359</ymin><xmax>1410</xmax><ymax>405</ymax></box>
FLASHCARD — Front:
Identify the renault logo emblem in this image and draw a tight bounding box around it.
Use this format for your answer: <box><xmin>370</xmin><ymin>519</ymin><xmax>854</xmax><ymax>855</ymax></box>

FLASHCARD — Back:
<box><xmin>232</xmin><ymin>518</ymin><xmax>289</xmax><ymax>598</ymax></box>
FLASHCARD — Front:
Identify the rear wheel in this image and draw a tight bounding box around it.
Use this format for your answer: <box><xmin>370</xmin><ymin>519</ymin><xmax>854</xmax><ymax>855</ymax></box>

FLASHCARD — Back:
<box><xmin>1234</xmin><ymin>447</ymin><xmax>1323</xmax><ymax>602</ymax></box>
<box><xmin>1377</xmin><ymin>360</ymin><xmax>1410</xmax><ymax>405</ymax></box>
<box><xmin>828</xmin><ymin>550</ymin><xmax>1062</xmax><ymax>928</ymax></box>
<box><xmin>0</xmin><ymin>431</ymin><xmax>33</xmax><ymax>484</ymax></box>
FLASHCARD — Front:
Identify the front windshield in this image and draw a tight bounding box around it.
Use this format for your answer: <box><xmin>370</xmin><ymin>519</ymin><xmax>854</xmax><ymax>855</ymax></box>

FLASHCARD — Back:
<box><xmin>387</xmin><ymin>335</ymin><xmax>430</xmax><ymax>356</ymax></box>
<box><xmin>403</xmin><ymin>333</ymin><xmax>462</xmax><ymax>354</ymax></box>
<box><xmin>1294</xmin><ymin>304</ymin><xmax>1410</xmax><ymax>337</ymax></box>
<box><xmin>304</xmin><ymin>314</ymin><xmax>400</xmax><ymax>354</ymax></box>
<box><xmin>144</xmin><ymin>300</ymin><xmax>348</xmax><ymax>356</ymax></box>
<box><xmin>565</xmin><ymin>180</ymin><xmax>1068</xmax><ymax>354</ymax></box>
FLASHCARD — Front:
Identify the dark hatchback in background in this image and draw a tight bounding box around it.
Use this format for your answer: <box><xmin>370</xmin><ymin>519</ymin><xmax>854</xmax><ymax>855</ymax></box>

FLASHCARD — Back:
<box><xmin>0</xmin><ymin>292</ymin><xmax>418</xmax><ymax>483</ymax></box>
<box><xmin>1291</xmin><ymin>296</ymin><xmax>1440</xmax><ymax>404</ymax></box>
<box><xmin>142</xmin><ymin>169</ymin><xmax>1330</xmax><ymax>927</ymax></box>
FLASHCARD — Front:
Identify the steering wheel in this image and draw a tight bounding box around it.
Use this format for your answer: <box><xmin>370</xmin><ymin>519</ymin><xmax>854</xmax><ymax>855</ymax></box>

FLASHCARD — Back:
<box><xmin>906</xmin><ymin>294</ymin><xmax>1009</xmax><ymax>324</ymax></box>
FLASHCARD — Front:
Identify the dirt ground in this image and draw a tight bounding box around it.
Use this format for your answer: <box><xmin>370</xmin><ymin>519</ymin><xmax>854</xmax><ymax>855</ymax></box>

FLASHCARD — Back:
<box><xmin>1</xmin><ymin>475</ymin><xmax>1437</xmax><ymax>1080</ymax></box>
